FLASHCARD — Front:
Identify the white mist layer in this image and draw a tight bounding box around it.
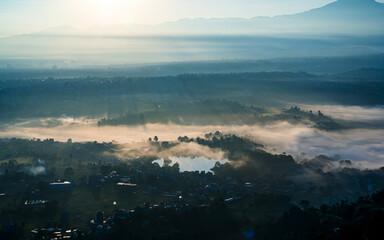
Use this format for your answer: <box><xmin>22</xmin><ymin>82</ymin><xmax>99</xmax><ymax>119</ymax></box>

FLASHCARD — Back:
<box><xmin>297</xmin><ymin>104</ymin><xmax>384</xmax><ymax>121</ymax></box>
<box><xmin>153</xmin><ymin>157</ymin><xmax>228</xmax><ymax>173</ymax></box>
<box><xmin>1</xmin><ymin>114</ymin><xmax>384</xmax><ymax>168</ymax></box>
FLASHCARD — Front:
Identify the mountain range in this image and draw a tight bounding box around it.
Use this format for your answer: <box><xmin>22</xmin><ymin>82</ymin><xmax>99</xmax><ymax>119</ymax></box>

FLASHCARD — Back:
<box><xmin>29</xmin><ymin>0</ymin><xmax>384</xmax><ymax>36</ymax></box>
<box><xmin>1</xmin><ymin>0</ymin><xmax>383</xmax><ymax>66</ymax></box>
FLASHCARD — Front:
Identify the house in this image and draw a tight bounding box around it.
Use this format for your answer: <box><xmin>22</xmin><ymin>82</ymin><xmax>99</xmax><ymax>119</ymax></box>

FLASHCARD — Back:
<box><xmin>116</xmin><ymin>182</ymin><xmax>137</xmax><ymax>192</ymax></box>
<box><xmin>50</xmin><ymin>181</ymin><xmax>73</xmax><ymax>190</ymax></box>
<box><xmin>30</xmin><ymin>227</ymin><xmax>78</xmax><ymax>239</ymax></box>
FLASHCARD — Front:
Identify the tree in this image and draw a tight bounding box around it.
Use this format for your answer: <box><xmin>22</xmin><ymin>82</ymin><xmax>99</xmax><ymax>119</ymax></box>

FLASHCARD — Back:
<box><xmin>37</xmin><ymin>181</ymin><xmax>49</xmax><ymax>194</ymax></box>
<box><xmin>298</xmin><ymin>200</ymin><xmax>311</xmax><ymax>210</ymax></box>
<box><xmin>171</xmin><ymin>162</ymin><xmax>180</xmax><ymax>173</ymax></box>
<box><xmin>100</xmin><ymin>165</ymin><xmax>111</xmax><ymax>176</ymax></box>
<box><xmin>45</xmin><ymin>200</ymin><xmax>58</xmax><ymax>214</ymax></box>
<box><xmin>163</xmin><ymin>159</ymin><xmax>172</xmax><ymax>167</ymax></box>
<box><xmin>8</xmin><ymin>159</ymin><xmax>17</xmax><ymax>166</ymax></box>
<box><xmin>60</xmin><ymin>210</ymin><xmax>70</xmax><ymax>226</ymax></box>
<box><xmin>64</xmin><ymin>167</ymin><xmax>74</xmax><ymax>178</ymax></box>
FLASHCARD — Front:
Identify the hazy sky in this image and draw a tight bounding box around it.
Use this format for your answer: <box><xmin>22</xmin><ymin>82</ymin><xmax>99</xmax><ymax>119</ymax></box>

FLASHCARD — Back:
<box><xmin>0</xmin><ymin>0</ymin><xmax>335</xmax><ymax>36</ymax></box>
<box><xmin>1</xmin><ymin>0</ymin><xmax>383</xmax><ymax>37</ymax></box>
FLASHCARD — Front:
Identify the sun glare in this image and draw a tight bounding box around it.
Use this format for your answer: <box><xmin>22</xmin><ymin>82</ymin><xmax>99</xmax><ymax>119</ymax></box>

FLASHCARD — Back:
<box><xmin>81</xmin><ymin>0</ymin><xmax>136</xmax><ymax>25</ymax></box>
<box><xmin>90</xmin><ymin>0</ymin><xmax>128</xmax><ymax>13</ymax></box>
<box><xmin>94</xmin><ymin>0</ymin><xmax>124</xmax><ymax>9</ymax></box>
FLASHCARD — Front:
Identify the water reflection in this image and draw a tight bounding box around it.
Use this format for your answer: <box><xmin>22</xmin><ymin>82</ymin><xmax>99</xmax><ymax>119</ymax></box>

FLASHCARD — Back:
<box><xmin>153</xmin><ymin>156</ymin><xmax>228</xmax><ymax>173</ymax></box>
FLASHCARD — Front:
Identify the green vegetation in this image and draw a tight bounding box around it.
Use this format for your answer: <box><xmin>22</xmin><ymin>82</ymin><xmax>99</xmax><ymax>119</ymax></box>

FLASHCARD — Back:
<box><xmin>2</xmin><ymin>69</ymin><xmax>384</xmax><ymax>122</ymax></box>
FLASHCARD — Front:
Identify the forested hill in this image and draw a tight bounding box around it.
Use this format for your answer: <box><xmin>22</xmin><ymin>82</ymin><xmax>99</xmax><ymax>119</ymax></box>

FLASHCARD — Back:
<box><xmin>1</xmin><ymin>70</ymin><xmax>384</xmax><ymax>121</ymax></box>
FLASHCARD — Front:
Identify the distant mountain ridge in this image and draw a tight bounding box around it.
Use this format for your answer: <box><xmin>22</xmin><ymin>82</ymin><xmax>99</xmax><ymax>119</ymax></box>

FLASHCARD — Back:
<box><xmin>289</xmin><ymin>0</ymin><xmax>384</xmax><ymax>20</ymax></box>
<box><xmin>1</xmin><ymin>0</ymin><xmax>383</xmax><ymax>65</ymax></box>
<box><xmin>10</xmin><ymin>0</ymin><xmax>384</xmax><ymax>37</ymax></box>
<box><xmin>155</xmin><ymin>0</ymin><xmax>384</xmax><ymax>35</ymax></box>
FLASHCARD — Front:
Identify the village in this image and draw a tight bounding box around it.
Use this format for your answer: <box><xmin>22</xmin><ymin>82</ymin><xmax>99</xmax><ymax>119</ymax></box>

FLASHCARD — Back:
<box><xmin>1</xmin><ymin>135</ymin><xmax>383</xmax><ymax>239</ymax></box>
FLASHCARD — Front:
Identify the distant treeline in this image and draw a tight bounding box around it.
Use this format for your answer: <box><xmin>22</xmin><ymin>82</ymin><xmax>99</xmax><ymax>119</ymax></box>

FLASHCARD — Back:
<box><xmin>98</xmin><ymin>102</ymin><xmax>343</xmax><ymax>130</ymax></box>
<box><xmin>1</xmin><ymin>70</ymin><xmax>384</xmax><ymax>120</ymax></box>
<box><xmin>1</xmin><ymin>54</ymin><xmax>384</xmax><ymax>77</ymax></box>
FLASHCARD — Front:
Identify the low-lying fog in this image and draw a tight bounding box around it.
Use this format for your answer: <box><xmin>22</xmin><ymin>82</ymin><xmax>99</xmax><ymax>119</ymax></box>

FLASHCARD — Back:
<box><xmin>153</xmin><ymin>157</ymin><xmax>228</xmax><ymax>173</ymax></box>
<box><xmin>1</xmin><ymin>35</ymin><xmax>383</xmax><ymax>66</ymax></box>
<box><xmin>297</xmin><ymin>105</ymin><xmax>384</xmax><ymax>121</ymax></box>
<box><xmin>1</xmin><ymin>105</ymin><xmax>383</xmax><ymax>169</ymax></box>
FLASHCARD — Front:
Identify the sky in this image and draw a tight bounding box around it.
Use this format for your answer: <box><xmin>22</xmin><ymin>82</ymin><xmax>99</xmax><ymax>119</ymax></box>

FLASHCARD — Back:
<box><xmin>0</xmin><ymin>0</ymin><xmax>340</xmax><ymax>37</ymax></box>
<box><xmin>1</xmin><ymin>0</ymin><xmax>384</xmax><ymax>37</ymax></box>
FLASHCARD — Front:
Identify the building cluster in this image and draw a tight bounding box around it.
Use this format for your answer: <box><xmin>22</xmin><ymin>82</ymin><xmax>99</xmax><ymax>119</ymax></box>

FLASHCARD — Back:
<box><xmin>29</xmin><ymin>227</ymin><xmax>78</xmax><ymax>240</ymax></box>
<box><xmin>88</xmin><ymin>203</ymin><xmax>191</xmax><ymax>238</ymax></box>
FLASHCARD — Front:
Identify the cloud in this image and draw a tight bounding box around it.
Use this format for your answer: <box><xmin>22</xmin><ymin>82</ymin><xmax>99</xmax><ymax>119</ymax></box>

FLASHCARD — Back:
<box><xmin>1</xmin><ymin>106</ymin><xmax>384</xmax><ymax>169</ymax></box>
<box><xmin>154</xmin><ymin>156</ymin><xmax>228</xmax><ymax>173</ymax></box>
<box><xmin>297</xmin><ymin>104</ymin><xmax>384</xmax><ymax>121</ymax></box>
<box><xmin>27</xmin><ymin>166</ymin><xmax>46</xmax><ymax>176</ymax></box>
<box><xmin>108</xmin><ymin>141</ymin><xmax>227</xmax><ymax>162</ymax></box>
<box><xmin>103</xmin><ymin>140</ymin><xmax>228</xmax><ymax>173</ymax></box>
